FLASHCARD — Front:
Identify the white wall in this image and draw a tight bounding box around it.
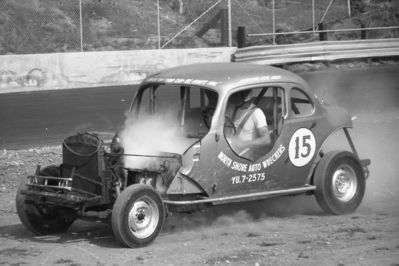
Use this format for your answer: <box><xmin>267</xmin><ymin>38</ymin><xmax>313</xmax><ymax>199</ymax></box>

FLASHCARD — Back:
<box><xmin>0</xmin><ymin>47</ymin><xmax>236</xmax><ymax>94</ymax></box>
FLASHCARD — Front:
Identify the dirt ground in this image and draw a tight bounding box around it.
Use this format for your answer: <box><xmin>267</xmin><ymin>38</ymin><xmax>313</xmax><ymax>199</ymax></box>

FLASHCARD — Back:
<box><xmin>1</xmin><ymin>66</ymin><xmax>399</xmax><ymax>266</ymax></box>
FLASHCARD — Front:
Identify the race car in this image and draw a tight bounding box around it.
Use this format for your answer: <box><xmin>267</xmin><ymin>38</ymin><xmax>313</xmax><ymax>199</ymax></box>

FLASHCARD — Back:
<box><xmin>16</xmin><ymin>63</ymin><xmax>370</xmax><ymax>248</ymax></box>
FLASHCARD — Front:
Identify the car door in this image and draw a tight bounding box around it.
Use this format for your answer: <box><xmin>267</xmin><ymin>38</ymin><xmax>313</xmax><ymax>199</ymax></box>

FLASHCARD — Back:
<box><xmin>210</xmin><ymin>84</ymin><xmax>292</xmax><ymax>197</ymax></box>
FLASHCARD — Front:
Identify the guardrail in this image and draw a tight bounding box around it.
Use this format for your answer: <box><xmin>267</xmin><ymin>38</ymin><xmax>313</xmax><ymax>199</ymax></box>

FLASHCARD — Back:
<box><xmin>233</xmin><ymin>38</ymin><xmax>399</xmax><ymax>65</ymax></box>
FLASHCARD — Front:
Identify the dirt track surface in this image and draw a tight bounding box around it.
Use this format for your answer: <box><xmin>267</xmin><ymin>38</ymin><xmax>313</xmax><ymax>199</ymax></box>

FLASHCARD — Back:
<box><xmin>0</xmin><ymin>194</ymin><xmax>398</xmax><ymax>266</ymax></box>
<box><xmin>1</xmin><ymin>66</ymin><xmax>399</xmax><ymax>265</ymax></box>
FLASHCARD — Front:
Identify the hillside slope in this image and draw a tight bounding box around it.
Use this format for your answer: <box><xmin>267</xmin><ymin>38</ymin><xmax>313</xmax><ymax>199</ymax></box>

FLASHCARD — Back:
<box><xmin>0</xmin><ymin>0</ymin><xmax>397</xmax><ymax>54</ymax></box>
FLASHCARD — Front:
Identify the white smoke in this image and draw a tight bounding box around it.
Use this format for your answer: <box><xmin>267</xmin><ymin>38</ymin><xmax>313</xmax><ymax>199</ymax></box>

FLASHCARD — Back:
<box><xmin>119</xmin><ymin>111</ymin><xmax>196</xmax><ymax>169</ymax></box>
<box><xmin>302</xmin><ymin>67</ymin><xmax>399</xmax><ymax>206</ymax></box>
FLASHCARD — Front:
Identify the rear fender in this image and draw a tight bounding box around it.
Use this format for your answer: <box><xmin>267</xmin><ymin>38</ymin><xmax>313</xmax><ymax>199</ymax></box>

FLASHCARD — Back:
<box><xmin>308</xmin><ymin>127</ymin><xmax>370</xmax><ymax>184</ymax></box>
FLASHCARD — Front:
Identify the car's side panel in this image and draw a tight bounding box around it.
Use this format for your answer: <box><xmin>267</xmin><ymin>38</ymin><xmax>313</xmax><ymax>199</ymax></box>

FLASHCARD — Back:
<box><xmin>212</xmin><ymin>125</ymin><xmax>290</xmax><ymax>197</ymax></box>
<box><xmin>189</xmin><ymin>84</ymin><xmax>320</xmax><ymax>197</ymax></box>
<box><xmin>282</xmin><ymin>116</ymin><xmax>325</xmax><ymax>187</ymax></box>
<box><xmin>174</xmin><ymin>81</ymin><xmax>352</xmax><ymax>199</ymax></box>
<box><xmin>192</xmin><ymin>131</ymin><xmax>221</xmax><ymax>196</ymax></box>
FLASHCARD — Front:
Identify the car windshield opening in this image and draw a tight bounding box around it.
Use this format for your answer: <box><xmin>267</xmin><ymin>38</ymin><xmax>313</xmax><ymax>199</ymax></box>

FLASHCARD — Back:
<box><xmin>133</xmin><ymin>83</ymin><xmax>218</xmax><ymax>138</ymax></box>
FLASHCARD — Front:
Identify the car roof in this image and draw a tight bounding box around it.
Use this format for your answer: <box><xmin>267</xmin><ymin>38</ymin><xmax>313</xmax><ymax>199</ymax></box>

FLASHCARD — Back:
<box><xmin>144</xmin><ymin>63</ymin><xmax>311</xmax><ymax>95</ymax></box>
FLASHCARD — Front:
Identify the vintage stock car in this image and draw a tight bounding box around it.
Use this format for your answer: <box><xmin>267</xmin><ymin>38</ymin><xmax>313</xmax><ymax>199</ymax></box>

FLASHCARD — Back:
<box><xmin>17</xmin><ymin>63</ymin><xmax>370</xmax><ymax>248</ymax></box>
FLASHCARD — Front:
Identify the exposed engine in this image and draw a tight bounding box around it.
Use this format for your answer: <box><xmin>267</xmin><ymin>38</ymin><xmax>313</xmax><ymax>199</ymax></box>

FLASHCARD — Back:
<box><xmin>126</xmin><ymin>153</ymin><xmax>181</xmax><ymax>195</ymax></box>
<box><xmin>25</xmin><ymin>132</ymin><xmax>182</xmax><ymax>209</ymax></box>
<box><xmin>109</xmin><ymin>133</ymin><xmax>182</xmax><ymax>194</ymax></box>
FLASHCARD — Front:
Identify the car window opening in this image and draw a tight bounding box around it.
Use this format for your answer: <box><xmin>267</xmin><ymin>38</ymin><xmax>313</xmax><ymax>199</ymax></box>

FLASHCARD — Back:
<box><xmin>134</xmin><ymin>84</ymin><xmax>218</xmax><ymax>139</ymax></box>
<box><xmin>224</xmin><ymin>86</ymin><xmax>285</xmax><ymax>161</ymax></box>
<box><xmin>290</xmin><ymin>87</ymin><xmax>314</xmax><ymax>116</ymax></box>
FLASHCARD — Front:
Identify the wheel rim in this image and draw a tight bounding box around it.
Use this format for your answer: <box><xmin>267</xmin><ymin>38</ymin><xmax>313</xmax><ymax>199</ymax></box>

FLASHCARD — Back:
<box><xmin>128</xmin><ymin>196</ymin><xmax>159</xmax><ymax>239</ymax></box>
<box><xmin>332</xmin><ymin>164</ymin><xmax>357</xmax><ymax>202</ymax></box>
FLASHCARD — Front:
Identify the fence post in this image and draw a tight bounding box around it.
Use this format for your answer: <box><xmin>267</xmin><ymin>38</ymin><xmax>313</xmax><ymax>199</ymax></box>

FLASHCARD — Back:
<box><xmin>318</xmin><ymin>23</ymin><xmax>328</xmax><ymax>41</ymax></box>
<box><xmin>275</xmin><ymin>29</ymin><xmax>284</xmax><ymax>44</ymax></box>
<box><xmin>227</xmin><ymin>0</ymin><xmax>232</xmax><ymax>47</ymax></box>
<box><xmin>361</xmin><ymin>23</ymin><xmax>367</xmax><ymax>39</ymax></box>
<box><xmin>237</xmin><ymin>26</ymin><xmax>246</xmax><ymax>48</ymax></box>
<box><xmin>79</xmin><ymin>0</ymin><xmax>83</xmax><ymax>52</ymax></box>
<box><xmin>157</xmin><ymin>0</ymin><xmax>161</xmax><ymax>49</ymax></box>
<box><xmin>221</xmin><ymin>9</ymin><xmax>229</xmax><ymax>46</ymax></box>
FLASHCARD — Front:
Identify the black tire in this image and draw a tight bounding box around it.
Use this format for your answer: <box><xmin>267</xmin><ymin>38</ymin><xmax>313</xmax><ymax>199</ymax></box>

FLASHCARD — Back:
<box><xmin>37</xmin><ymin>165</ymin><xmax>61</xmax><ymax>177</ymax></box>
<box><xmin>314</xmin><ymin>151</ymin><xmax>366</xmax><ymax>215</ymax></box>
<box><xmin>16</xmin><ymin>169</ymin><xmax>77</xmax><ymax>235</ymax></box>
<box><xmin>112</xmin><ymin>184</ymin><xmax>165</xmax><ymax>248</ymax></box>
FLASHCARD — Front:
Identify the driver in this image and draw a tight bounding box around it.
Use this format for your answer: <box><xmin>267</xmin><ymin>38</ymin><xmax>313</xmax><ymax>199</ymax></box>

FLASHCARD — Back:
<box><xmin>226</xmin><ymin>90</ymin><xmax>271</xmax><ymax>159</ymax></box>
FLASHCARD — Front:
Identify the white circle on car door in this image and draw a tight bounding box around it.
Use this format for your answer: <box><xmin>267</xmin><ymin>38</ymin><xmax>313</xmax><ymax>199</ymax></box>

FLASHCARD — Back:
<box><xmin>288</xmin><ymin>128</ymin><xmax>316</xmax><ymax>167</ymax></box>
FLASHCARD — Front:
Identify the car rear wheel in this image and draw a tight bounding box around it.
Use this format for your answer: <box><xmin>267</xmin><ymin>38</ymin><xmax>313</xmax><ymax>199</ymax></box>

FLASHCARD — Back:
<box><xmin>314</xmin><ymin>151</ymin><xmax>365</xmax><ymax>215</ymax></box>
<box><xmin>16</xmin><ymin>171</ymin><xmax>77</xmax><ymax>235</ymax></box>
<box><xmin>112</xmin><ymin>184</ymin><xmax>165</xmax><ymax>248</ymax></box>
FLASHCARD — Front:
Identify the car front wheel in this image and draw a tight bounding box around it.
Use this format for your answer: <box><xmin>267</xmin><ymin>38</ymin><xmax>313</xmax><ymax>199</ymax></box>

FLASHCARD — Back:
<box><xmin>111</xmin><ymin>184</ymin><xmax>165</xmax><ymax>248</ymax></box>
<box><xmin>314</xmin><ymin>151</ymin><xmax>366</xmax><ymax>215</ymax></box>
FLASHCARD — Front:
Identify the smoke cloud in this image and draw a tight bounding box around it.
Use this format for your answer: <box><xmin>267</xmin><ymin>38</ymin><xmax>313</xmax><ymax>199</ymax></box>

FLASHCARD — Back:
<box><xmin>302</xmin><ymin>65</ymin><xmax>399</xmax><ymax>208</ymax></box>
<box><xmin>119</xmin><ymin>111</ymin><xmax>196</xmax><ymax>169</ymax></box>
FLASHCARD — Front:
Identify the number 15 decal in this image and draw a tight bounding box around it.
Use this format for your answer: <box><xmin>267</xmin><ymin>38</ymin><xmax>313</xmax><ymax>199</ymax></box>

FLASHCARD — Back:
<box><xmin>288</xmin><ymin>128</ymin><xmax>316</xmax><ymax>167</ymax></box>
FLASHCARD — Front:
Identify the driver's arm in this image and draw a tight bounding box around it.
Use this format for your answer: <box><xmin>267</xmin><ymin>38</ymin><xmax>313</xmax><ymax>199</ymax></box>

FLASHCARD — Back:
<box><xmin>252</xmin><ymin>108</ymin><xmax>271</xmax><ymax>145</ymax></box>
<box><xmin>234</xmin><ymin>125</ymin><xmax>271</xmax><ymax>153</ymax></box>
<box><xmin>253</xmin><ymin>125</ymin><xmax>271</xmax><ymax>146</ymax></box>
<box><xmin>235</xmin><ymin>108</ymin><xmax>271</xmax><ymax>149</ymax></box>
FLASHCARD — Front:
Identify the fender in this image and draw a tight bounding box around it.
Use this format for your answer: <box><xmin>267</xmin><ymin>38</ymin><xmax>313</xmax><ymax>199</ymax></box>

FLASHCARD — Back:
<box><xmin>166</xmin><ymin>172</ymin><xmax>206</xmax><ymax>195</ymax></box>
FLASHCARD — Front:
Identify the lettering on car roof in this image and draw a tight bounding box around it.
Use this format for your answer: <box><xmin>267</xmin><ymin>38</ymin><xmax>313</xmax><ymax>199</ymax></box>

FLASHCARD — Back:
<box><xmin>237</xmin><ymin>75</ymin><xmax>282</xmax><ymax>85</ymax></box>
<box><xmin>146</xmin><ymin>77</ymin><xmax>219</xmax><ymax>87</ymax></box>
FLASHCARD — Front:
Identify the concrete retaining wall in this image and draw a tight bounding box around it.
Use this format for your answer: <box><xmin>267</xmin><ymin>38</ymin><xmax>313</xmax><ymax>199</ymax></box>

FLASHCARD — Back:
<box><xmin>0</xmin><ymin>47</ymin><xmax>236</xmax><ymax>94</ymax></box>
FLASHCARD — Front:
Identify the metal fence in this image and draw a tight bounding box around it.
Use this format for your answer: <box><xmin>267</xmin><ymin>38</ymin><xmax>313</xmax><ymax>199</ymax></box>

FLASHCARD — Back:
<box><xmin>0</xmin><ymin>0</ymin><xmax>398</xmax><ymax>55</ymax></box>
